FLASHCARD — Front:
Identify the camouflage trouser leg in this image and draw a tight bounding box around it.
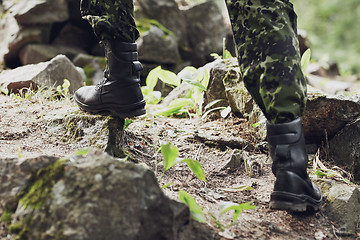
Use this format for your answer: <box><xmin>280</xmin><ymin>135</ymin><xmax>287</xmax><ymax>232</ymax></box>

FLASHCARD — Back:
<box><xmin>226</xmin><ymin>0</ymin><xmax>307</xmax><ymax>124</ymax></box>
<box><xmin>80</xmin><ymin>0</ymin><xmax>139</xmax><ymax>42</ymax></box>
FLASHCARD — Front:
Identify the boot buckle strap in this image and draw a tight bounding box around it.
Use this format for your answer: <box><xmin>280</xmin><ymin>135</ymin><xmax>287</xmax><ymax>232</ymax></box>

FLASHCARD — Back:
<box><xmin>275</xmin><ymin>144</ymin><xmax>290</xmax><ymax>160</ymax></box>
<box><xmin>132</xmin><ymin>61</ymin><xmax>143</xmax><ymax>72</ymax></box>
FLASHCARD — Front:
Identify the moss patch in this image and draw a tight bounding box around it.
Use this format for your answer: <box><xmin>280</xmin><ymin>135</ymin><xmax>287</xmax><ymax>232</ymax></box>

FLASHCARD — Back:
<box><xmin>18</xmin><ymin>160</ymin><xmax>66</xmax><ymax>209</ymax></box>
<box><xmin>1</xmin><ymin>208</ymin><xmax>13</xmax><ymax>224</ymax></box>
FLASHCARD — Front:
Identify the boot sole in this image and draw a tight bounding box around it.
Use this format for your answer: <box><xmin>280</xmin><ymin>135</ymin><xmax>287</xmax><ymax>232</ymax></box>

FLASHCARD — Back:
<box><xmin>74</xmin><ymin>97</ymin><xmax>146</xmax><ymax>119</ymax></box>
<box><xmin>270</xmin><ymin>191</ymin><xmax>322</xmax><ymax>212</ymax></box>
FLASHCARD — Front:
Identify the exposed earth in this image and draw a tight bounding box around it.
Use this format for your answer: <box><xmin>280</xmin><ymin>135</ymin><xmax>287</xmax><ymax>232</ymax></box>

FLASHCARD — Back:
<box><xmin>0</xmin><ymin>93</ymin><xmax>358</xmax><ymax>240</ymax></box>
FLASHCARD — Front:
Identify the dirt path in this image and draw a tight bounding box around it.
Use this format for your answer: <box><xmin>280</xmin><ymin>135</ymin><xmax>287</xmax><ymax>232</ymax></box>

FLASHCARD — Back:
<box><xmin>0</xmin><ymin>94</ymin><xmax>355</xmax><ymax>239</ymax></box>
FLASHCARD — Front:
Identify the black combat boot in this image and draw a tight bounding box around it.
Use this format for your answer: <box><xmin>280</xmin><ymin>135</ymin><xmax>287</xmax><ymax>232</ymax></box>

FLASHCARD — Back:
<box><xmin>267</xmin><ymin>118</ymin><xmax>322</xmax><ymax>212</ymax></box>
<box><xmin>74</xmin><ymin>40</ymin><xmax>146</xmax><ymax>118</ymax></box>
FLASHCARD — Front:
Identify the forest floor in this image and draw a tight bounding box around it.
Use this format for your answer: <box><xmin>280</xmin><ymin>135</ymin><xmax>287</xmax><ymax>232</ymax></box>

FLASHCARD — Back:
<box><xmin>0</xmin><ymin>93</ymin><xmax>358</xmax><ymax>240</ymax></box>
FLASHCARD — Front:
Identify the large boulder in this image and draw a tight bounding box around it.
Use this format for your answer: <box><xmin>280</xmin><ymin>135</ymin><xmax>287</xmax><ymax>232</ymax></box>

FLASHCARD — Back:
<box><xmin>72</xmin><ymin>53</ymin><xmax>106</xmax><ymax>85</ymax></box>
<box><xmin>182</xmin><ymin>1</ymin><xmax>228</xmax><ymax>66</ymax></box>
<box><xmin>302</xmin><ymin>88</ymin><xmax>360</xmax><ymax>144</ymax></box>
<box><xmin>0</xmin><ymin>54</ymin><xmax>83</xmax><ymax>93</ymax></box>
<box><xmin>137</xmin><ymin>25</ymin><xmax>180</xmax><ymax>64</ymax></box>
<box><xmin>135</xmin><ymin>0</ymin><xmax>187</xmax><ymax>43</ymax></box>
<box><xmin>0</xmin><ymin>0</ymin><xmax>69</xmax><ymax>67</ymax></box>
<box><xmin>3</xmin><ymin>0</ymin><xmax>69</xmax><ymax>25</ymax></box>
<box><xmin>202</xmin><ymin>58</ymin><xmax>265</xmax><ymax>136</ymax></box>
<box><xmin>0</xmin><ymin>150</ymin><xmax>192</xmax><ymax>240</ymax></box>
<box><xmin>328</xmin><ymin>119</ymin><xmax>360</xmax><ymax>181</ymax></box>
<box><xmin>0</xmin><ymin>12</ymin><xmax>48</xmax><ymax>67</ymax></box>
<box><xmin>316</xmin><ymin>179</ymin><xmax>360</xmax><ymax>234</ymax></box>
<box><xmin>19</xmin><ymin>44</ymin><xmax>86</xmax><ymax>65</ymax></box>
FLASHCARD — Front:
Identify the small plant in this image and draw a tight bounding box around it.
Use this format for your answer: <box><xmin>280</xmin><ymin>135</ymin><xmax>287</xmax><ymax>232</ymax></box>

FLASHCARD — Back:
<box><xmin>219</xmin><ymin>201</ymin><xmax>256</xmax><ymax>224</ymax></box>
<box><xmin>311</xmin><ymin>149</ymin><xmax>352</xmax><ymax>184</ymax></box>
<box><xmin>160</xmin><ymin>142</ymin><xmax>206</xmax><ymax>181</ymax></box>
<box><xmin>201</xmin><ymin>100</ymin><xmax>231</xmax><ymax>119</ymax></box>
<box><xmin>73</xmin><ymin>148</ymin><xmax>89</xmax><ymax>156</ymax></box>
<box><xmin>179</xmin><ymin>190</ymin><xmax>206</xmax><ymax>223</ymax></box>
<box><xmin>56</xmin><ymin>79</ymin><xmax>71</xmax><ymax>97</ymax></box>
<box><xmin>301</xmin><ymin>48</ymin><xmax>311</xmax><ymax>76</ymax></box>
<box><xmin>142</xmin><ymin>65</ymin><xmax>210</xmax><ymax>117</ymax></box>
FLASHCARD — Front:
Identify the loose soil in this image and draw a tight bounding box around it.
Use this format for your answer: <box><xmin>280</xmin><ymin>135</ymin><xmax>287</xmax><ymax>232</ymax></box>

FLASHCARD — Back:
<box><xmin>0</xmin><ymin>94</ymin><xmax>358</xmax><ymax>240</ymax></box>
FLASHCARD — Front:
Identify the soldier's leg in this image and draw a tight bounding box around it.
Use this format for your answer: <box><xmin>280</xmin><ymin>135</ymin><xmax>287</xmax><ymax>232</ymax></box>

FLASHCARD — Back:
<box><xmin>226</xmin><ymin>0</ymin><xmax>322</xmax><ymax>212</ymax></box>
<box><xmin>80</xmin><ymin>0</ymin><xmax>139</xmax><ymax>42</ymax></box>
<box><xmin>226</xmin><ymin>0</ymin><xmax>306</xmax><ymax>124</ymax></box>
<box><xmin>75</xmin><ymin>0</ymin><xmax>145</xmax><ymax>118</ymax></box>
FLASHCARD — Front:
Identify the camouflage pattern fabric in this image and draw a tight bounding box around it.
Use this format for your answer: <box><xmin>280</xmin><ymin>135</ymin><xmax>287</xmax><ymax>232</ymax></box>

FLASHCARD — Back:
<box><xmin>80</xmin><ymin>0</ymin><xmax>139</xmax><ymax>42</ymax></box>
<box><xmin>81</xmin><ymin>0</ymin><xmax>307</xmax><ymax>124</ymax></box>
<box><xmin>226</xmin><ymin>0</ymin><xmax>307</xmax><ymax>123</ymax></box>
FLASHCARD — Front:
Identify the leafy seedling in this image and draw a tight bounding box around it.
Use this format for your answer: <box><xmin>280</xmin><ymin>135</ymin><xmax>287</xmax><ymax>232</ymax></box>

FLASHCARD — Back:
<box><xmin>179</xmin><ymin>190</ymin><xmax>206</xmax><ymax>223</ymax></box>
<box><xmin>219</xmin><ymin>201</ymin><xmax>256</xmax><ymax>224</ymax></box>
<box><xmin>160</xmin><ymin>142</ymin><xmax>206</xmax><ymax>181</ymax></box>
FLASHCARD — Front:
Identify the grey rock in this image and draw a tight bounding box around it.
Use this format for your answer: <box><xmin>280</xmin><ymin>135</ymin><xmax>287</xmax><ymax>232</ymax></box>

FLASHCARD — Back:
<box><xmin>303</xmin><ymin>88</ymin><xmax>360</xmax><ymax>144</ymax></box>
<box><xmin>161</xmin><ymin>82</ymin><xmax>192</xmax><ymax>106</ymax></box>
<box><xmin>329</xmin><ymin>119</ymin><xmax>360</xmax><ymax>181</ymax></box>
<box><xmin>203</xmin><ymin>58</ymin><xmax>265</xmax><ymax>129</ymax></box>
<box><xmin>182</xmin><ymin>1</ymin><xmax>228</xmax><ymax>66</ymax></box>
<box><xmin>0</xmin><ymin>12</ymin><xmax>48</xmax><ymax>66</ymax></box>
<box><xmin>222</xmin><ymin>149</ymin><xmax>243</xmax><ymax>170</ymax></box>
<box><xmin>316</xmin><ymin>179</ymin><xmax>360</xmax><ymax>234</ymax></box>
<box><xmin>3</xmin><ymin>150</ymin><xmax>191</xmax><ymax>240</ymax></box>
<box><xmin>137</xmin><ymin>25</ymin><xmax>180</xmax><ymax>64</ymax></box>
<box><xmin>52</xmin><ymin>22</ymin><xmax>97</xmax><ymax>50</ymax></box>
<box><xmin>19</xmin><ymin>44</ymin><xmax>86</xmax><ymax>65</ymax></box>
<box><xmin>73</xmin><ymin>53</ymin><xmax>106</xmax><ymax>85</ymax></box>
<box><xmin>6</xmin><ymin>0</ymin><xmax>69</xmax><ymax>25</ymax></box>
<box><xmin>136</xmin><ymin>0</ymin><xmax>187</xmax><ymax>43</ymax></box>
<box><xmin>222</xmin><ymin>149</ymin><xmax>264</xmax><ymax>177</ymax></box>
<box><xmin>0</xmin><ymin>54</ymin><xmax>83</xmax><ymax>93</ymax></box>
<box><xmin>0</xmin><ymin>156</ymin><xmax>58</xmax><ymax>212</ymax></box>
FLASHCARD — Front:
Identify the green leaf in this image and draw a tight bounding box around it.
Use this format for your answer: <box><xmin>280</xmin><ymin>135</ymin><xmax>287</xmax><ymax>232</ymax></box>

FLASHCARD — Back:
<box><xmin>201</xmin><ymin>68</ymin><xmax>210</xmax><ymax>90</ymax></box>
<box><xmin>153</xmin><ymin>98</ymin><xmax>192</xmax><ymax>116</ymax></box>
<box><xmin>184</xmin><ymin>159</ymin><xmax>207</xmax><ymax>182</ymax></box>
<box><xmin>178</xmin><ymin>66</ymin><xmax>198</xmax><ymax>82</ymax></box>
<box><xmin>146</xmin><ymin>66</ymin><xmax>161</xmax><ymax>91</ymax></box>
<box><xmin>301</xmin><ymin>48</ymin><xmax>311</xmax><ymax>73</ymax></box>
<box><xmin>179</xmin><ymin>190</ymin><xmax>206</xmax><ymax>223</ymax></box>
<box><xmin>204</xmin><ymin>99</ymin><xmax>224</xmax><ymax>110</ymax></box>
<box><xmin>17</xmin><ymin>147</ymin><xmax>24</xmax><ymax>159</ymax></box>
<box><xmin>124</xmin><ymin>119</ymin><xmax>133</xmax><ymax>130</ymax></box>
<box><xmin>74</xmin><ymin>148</ymin><xmax>89</xmax><ymax>156</ymax></box>
<box><xmin>223</xmin><ymin>49</ymin><xmax>233</xmax><ymax>59</ymax></box>
<box><xmin>161</xmin><ymin>182</ymin><xmax>174</xmax><ymax>189</ymax></box>
<box><xmin>182</xmin><ymin>79</ymin><xmax>206</xmax><ymax>91</ymax></box>
<box><xmin>62</xmin><ymin>79</ymin><xmax>71</xmax><ymax>90</ymax></box>
<box><xmin>157</xmin><ymin>67</ymin><xmax>181</xmax><ymax>87</ymax></box>
<box><xmin>315</xmin><ymin>170</ymin><xmax>327</xmax><ymax>177</ymax></box>
<box><xmin>252</xmin><ymin>122</ymin><xmax>260</xmax><ymax>129</ymax></box>
<box><xmin>178</xmin><ymin>66</ymin><xmax>210</xmax><ymax>91</ymax></box>
<box><xmin>201</xmin><ymin>107</ymin><xmax>226</xmax><ymax>120</ymax></box>
<box><xmin>220</xmin><ymin>106</ymin><xmax>231</xmax><ymax>118</ymax></box>
<box><xmin>210</xmin><ymin>53</ymin><xmax>221</xmax><ymax>60</ymax></box>
<box><xmin>161</xmin><ymin>142</ymin><xmax>182</xmax><ymax>170</ymax></box>
<box><xmin>1</xmin><ymin>88</ymin><xmax>9</xmax><ymax>95</ymax></box>
<box><xmin>219</xmin><ymin>201</ymin><xmax>256</xmax><ymax>223</ymax></box>
<box><xmin>222</xmin><ymin>185</ymin><xmax>253</xmax><ymax>192</ymax></box>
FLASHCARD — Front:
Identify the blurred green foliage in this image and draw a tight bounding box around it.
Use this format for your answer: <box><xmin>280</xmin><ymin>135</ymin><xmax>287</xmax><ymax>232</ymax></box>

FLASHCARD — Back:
<box><xmin>292</xmin><ymin>0</ymin><xmax>360</xmax><ymax>75</ymax></box>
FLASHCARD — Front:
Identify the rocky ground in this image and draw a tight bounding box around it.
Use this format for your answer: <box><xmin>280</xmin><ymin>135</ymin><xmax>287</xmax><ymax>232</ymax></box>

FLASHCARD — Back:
<box><xmin>1</xmin><ymin>92</ymin><xmax>359</xmax><ymax>240</ymax></box>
